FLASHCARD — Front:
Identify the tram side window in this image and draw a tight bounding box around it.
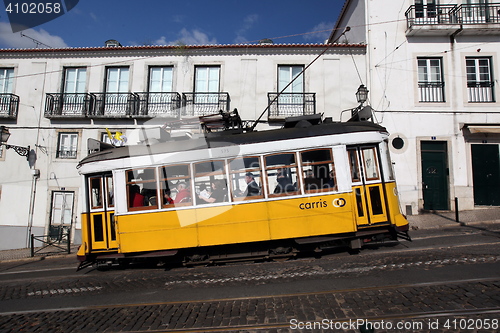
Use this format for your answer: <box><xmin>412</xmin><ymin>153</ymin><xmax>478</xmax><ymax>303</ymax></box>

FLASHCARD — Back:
<box><xmin>265</xmin><ymin>152</ymin><xmax>299</xmax><ymax>196</ymax></box>
<box><xmin>126</xmin><ymin>168</ymin><xmax>158</xmax><ymax>211</ymax></box>
<box><xmin>194</xmin><ymin>160</ymin><xmax>228</xmax><ymax>205</ymax></box>
<box><xmin>300</xmin><ymin>149</ymin><xmax>336</xmax><ymax>193</ymax></box>
<box><xmin>229</xmin><ymin>156</ymin><xmax>263</xmax><ymax>201</ymax></box>
<box><xmin>160</xmin><ymin>164</ymin><xmax>192</xmax><ymax>207</ymax></box>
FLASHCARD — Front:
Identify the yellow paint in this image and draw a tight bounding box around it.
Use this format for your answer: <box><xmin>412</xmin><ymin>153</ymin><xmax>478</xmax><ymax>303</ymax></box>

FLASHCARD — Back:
<box><xmin>80</xmin><ymin>183</ymin><xmax>409</xmax><ymax>255</ymax></box>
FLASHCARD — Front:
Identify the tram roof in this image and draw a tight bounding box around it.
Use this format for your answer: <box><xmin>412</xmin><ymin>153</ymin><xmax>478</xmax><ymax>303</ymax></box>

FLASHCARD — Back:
<box><xmin>78</xmin><ymin>121</ymin><xmax>387</xmax><ymax>167</ymax></box>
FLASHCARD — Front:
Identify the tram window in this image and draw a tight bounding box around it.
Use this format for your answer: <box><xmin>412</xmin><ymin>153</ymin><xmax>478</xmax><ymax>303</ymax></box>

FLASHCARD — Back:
<box><xmin>160</xmin><ymin>164</ymin><xmax>192</xmax><ymax>207</ymax></box>
<box><xmin>348</xmin><ymin>149</ymin><xmax>361</xmax><ymax>182</ymax></box>
<box><xmin>300</xmin><ymin>149</ymin><xmax>336</xmax><ymax>193</ymax></box>
<box><xmin>105</xmin><ymin>175</ymin><xmax>114</xmax><ymax>208</ymax></box>
<box><xmin>229</xmin><ymin>156</ymin><xmax>262</xmax><ymax>201</ymax></box>
<box><xmin>126</xmin><ymin>168</ymin><xmax>158</xmax><ymax>211</ymax></box>
<box><xmin>362</xmin><ymin>148</ymin><xmax>380</xmax><ymax>180</ymax></box>
<box><xmin>194</xmin><ymin>160</ymin><xmax>228</xmax><ymax>205</ymax></box>
<box><xmin>89</xmin><ymin>177</ymin><xmax>103</xmax><ymax>209</ymax></box>
<box><xmin>265</xmin><ymin>152</ymin><xmax>299</xmax><ymax>196</ymax></box>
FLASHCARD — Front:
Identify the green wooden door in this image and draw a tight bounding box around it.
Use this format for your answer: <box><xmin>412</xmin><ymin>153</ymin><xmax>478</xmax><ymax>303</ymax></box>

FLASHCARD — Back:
<box><xmin>472</xmin><ymin>144</ymin><xmax>500</xmax><ymax>206</ymax></box>
<box><xmin>421</xmin><ymin>141</ymin><xmax>449</xmax><ymax>210</ymax></box>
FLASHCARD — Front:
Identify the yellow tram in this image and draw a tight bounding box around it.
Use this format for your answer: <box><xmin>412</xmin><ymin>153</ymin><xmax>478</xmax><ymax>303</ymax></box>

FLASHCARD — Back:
<box><xmin>77</xmin><ymin>116</ymin><xmax>409</xmax><ymax>268</ymax></box>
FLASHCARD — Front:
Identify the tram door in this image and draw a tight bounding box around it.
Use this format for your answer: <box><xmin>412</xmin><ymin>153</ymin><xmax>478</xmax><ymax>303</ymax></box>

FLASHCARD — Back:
<box><xmin>88</xmin><ymin>174</ymin><xmax>118</xmax><ymax>251</ymax></box>
<box><xmin>348</xmin><ymin>146</ymin><xmax>388</xmax><ymax>226</ymax></box>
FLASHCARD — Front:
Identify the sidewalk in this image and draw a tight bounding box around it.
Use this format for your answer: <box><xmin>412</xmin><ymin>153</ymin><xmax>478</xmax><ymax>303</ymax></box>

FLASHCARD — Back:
<box><xmin>1</xmin><ymin>207</ymin><xmax>499</xmax><ymax>263</ymax></box>
<box><xmin>407</xmin><ymin>206</ymin><xmax>500</xmax><ymax>230</ymax></box>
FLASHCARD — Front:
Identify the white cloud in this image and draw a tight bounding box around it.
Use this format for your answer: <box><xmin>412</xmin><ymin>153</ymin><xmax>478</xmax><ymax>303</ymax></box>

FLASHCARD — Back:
<box><xmin>234</xmin><ymin>14</ymin><xmax>258</xmax><ymax>44</ymax></box>
<box><xmin>173</xmin><ymin>28</ymin><xmax>217</xmax><ymax>45</ymax></box>
<box><xmin>0</xmin><ymin>22</ymin><xmax>68</xmax><ymax>48</ymax></box>
<box><xmin>304</xmin><ymin>22</ymin><xmax>334</xmax><ymax>42</ymax></box>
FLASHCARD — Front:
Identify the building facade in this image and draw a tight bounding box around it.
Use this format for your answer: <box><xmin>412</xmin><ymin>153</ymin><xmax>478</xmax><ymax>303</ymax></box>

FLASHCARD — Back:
<box><xmin>330</xmin><ymin>0</ymin><xmax>500</xmax><ymax>215</ymax></box>
<box><xmin>0</xmin><ymin>43</ymin><xmax>366</xmax><ymax>250</ymax></box>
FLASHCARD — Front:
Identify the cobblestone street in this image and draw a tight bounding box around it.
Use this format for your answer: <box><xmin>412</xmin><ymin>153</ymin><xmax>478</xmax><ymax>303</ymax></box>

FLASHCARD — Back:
<box><xmin>1</xmin><ymin>278</ymin><xmax>499</xmax><ymax>332</ymax></box>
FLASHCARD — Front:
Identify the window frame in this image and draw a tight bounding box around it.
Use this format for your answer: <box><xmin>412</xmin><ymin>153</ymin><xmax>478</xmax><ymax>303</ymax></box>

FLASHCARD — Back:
<box><xmin>417</xmin><ymin>57</ymin><xmax>445</xmax><ymax>103</ymax></box>
<box><xmin>264</xmin><ymin>152</ymin><xmax>300</xmax><ymax>197</ymax></box>
<box><xmin>0</xmin><ymin>68</ymin><xmax>15</xmax><ymax>94</ymax></box>
<box><xmin>159</xmin><ymin>163</ymin><xmax>192</xmax><ymax>208</ymax></box>
<box><xmin>466</xmin><ymin>56</ymin><xmax>495</xmax><ymax>103</ymax></box>
<box><xmin>56</xmin><ymin>132</ymin><xmax>79</xmax><ymax>159</ymax></box>
<box><xmin>300</xmin><ymin>148</ymin><xmax>337</xmax><ymax>194</ymax></box>
<box><xmin>229</xmin><ymin>156</ymin><xmax>264</xmax><ymax>201</ymax></box>
<box><xmin>126</xmin><ymin>168</ymin><xmax>159</xmax><ymax>211</ymax></box>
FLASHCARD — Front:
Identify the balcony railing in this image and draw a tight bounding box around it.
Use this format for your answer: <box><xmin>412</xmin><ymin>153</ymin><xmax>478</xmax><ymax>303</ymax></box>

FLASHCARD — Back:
<box><xmin>456</xmin><ymin>3</ymin><xmax>500</xmax><ymax>24</ymax></box>
<box><xmin>182</xmin><ymin>92</ymin><xmax>230</xmax><ymax>117</ymax></box>
<box><xmin>136</xmin><ymin>92</ymin><xmax>181</xmax><ymax>118</ymax></box>
<box><xmin>90</xmin><ymin>93</ymin><xmax>139</xmax><ymax>118</ymax></box>
<box><xmin>0</xmin><ymin>93</ymin><xmax>19</xmax><ymax>119</ymax></box>
<box><xmin>267</xmin><ymin>92</ymin><xmax>316</xmax><ymax>120</ymax></box>
<box><xmin>406</xmin><ymin>3</ymin><xmax>500</xmax><ymax>34</ymax></box>
<box><xmin>45</xmin><ymin>93</ymin><xmax>93</xmax><ymax>118</ymax></box>
<box><xmin>406</xmin><ymin>4</ymin><xmax>459</xmax><ymax>26</ymax></box>
<box><xmin>418</xmin><ymin>82</ymin><xmax>445</xmax><ymax>103</ymax></box>
<box><xmin>467</xmin><ymin>82</ymin><xmax>495</xmax><ymax>103</ymax></box>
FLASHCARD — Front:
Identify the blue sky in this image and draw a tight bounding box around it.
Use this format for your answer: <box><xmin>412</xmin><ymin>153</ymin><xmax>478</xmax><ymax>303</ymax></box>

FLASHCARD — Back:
<box><xmin>0</xmin><ymin>1</ymin><xmax>344</xmax><ymax>49</ymax></box>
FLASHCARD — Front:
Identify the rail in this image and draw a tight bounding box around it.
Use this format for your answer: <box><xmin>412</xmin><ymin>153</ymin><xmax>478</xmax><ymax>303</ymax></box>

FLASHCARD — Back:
<box><xmin>30</xmin><ymin>228</ymin><xmax>71</xmax><ymax>257</ymax></box>
<box><xmin>267</xmin><ymin>92</ymin><xmax>316</xmax><ymax>120</ymax></box>
<box><xmin>0</xmin><ymin>93</ymin><xmax>19</xmax><ymax>119</ymax></box>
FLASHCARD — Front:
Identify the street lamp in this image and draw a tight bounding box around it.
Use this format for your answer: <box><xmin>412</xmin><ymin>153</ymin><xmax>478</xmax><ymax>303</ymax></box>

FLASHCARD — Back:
<box><xmin>0</xmin><ymin>126</ymin><xmax>30</xmax><ymax>159</ymax></box>
<box><xmin>355</xmin><ymin>84</ymin><xmax>369</xmax><ymax>104</ymax></box>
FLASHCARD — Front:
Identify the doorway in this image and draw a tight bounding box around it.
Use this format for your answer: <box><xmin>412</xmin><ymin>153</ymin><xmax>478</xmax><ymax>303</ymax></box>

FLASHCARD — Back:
<box><xmin>421</xmin><ymin>141</ymin><xmax>449</xmax><ymax>210</ymax></box>
<box><xmin>471</xmin><ymin>144</ymin><xmax>500</xmax><ymax>206</ymax></box>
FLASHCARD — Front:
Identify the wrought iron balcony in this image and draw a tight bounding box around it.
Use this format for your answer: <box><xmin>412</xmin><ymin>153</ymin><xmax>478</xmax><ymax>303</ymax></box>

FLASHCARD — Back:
<box><xmin>182</xmin><ymin>92</ymin><xmax>230</xmax><ymax>117</ymax></box>
<box><xmin>135</xmin><ymin>92</ymin><xmax>181</xmax><ymax>118</ymax></box>
<box><xmin>267</xmin><ymin>92</ymin><xmax>316</xmax><ymax>121</ymax></box>
<box><xmin>45</xmin><ymin>93</ymin><xmax>93</xmax><ymax>118</ymax></box>
<box><xmin>90</xmin><ymin>93</ymin><xmax>139</xmax><ymax>118</ymax></box>
<box><xmin>418</xmin><ymin>82</ymin><xmax>445</xmax><ymax>103</ymax></box>
<box><xmin>0</xmin><ymin>93</ymin><xmax>19</xmax><ymax>119</ymax></box>
<box><xmin>406</xmin><ymin>3</ymin><xmax>500</xmax><ymax>36</ymax></box>
<box><xmin>455</xmin><ymin>3</ymin><xmax>500</xmax><ymax>25</ymax></box>
<box><xmin>467</xmin><ymin>81</ymin><xmax>495</xmax><ymax>103</ymax></box>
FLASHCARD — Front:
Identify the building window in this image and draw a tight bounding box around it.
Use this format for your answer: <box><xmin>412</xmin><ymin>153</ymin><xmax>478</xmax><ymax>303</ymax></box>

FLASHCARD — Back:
<box><xmin>466</xmin><ymin>57</ymin><xmax>495</xmax><ymax>103</ymax></box>
<box><xmin>61</xmin><ymin>67</ymin><xmax>87</xmax><ymax>114</ymax></box>
<box><xmin>144</xmin><ymin>66</ymin><xmax>177</xmax><ymax>116</ymax></box>
<box><xmin>149</xmin><ymin>66</ymin><xmax>173</xmax><ymax>93</ymax></box>
<box><xmin>0</xmin><ymin>68</ymin><xmax>14</xmax><ymax>94</ymax></box>
<box><xmin>57</xmin><ymin>132</ymin><xmax>78</xmax><ymax>159</ymax></box>
<box><xmin>195</xmin><ymin>66</ymin><xmax>220</xmax><ymax>94</ymax></box>
<box><xmin>417</xmin><ymin>58</ymin><xmax>445</xmax><ymax>102</ymax></box>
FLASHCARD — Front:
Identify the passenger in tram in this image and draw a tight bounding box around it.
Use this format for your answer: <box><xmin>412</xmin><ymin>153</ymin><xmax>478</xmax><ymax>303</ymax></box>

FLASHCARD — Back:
<box><xmin>325</xmin><ymin>170</ymin><xmax>335</xmax><ymax>188</ymax></box>
<box><xmin>163</xmin><ymin>189</ymin><xmax>174</xmax><ymax>205</ymax></box>
<box><xmin>130</xmin><ymin>185</ymin><xmax>145</xmax><ymax>207</ymax></box>
<box><xmin>174</xmin><ymin>182</ymin><xmax>191</xmax><ymax>204</ymax></box>
<box><xmin>198</xmin><ymin>179</ymin><xmax>226</xmax><ymax>203</ymax></box>
<box><xmin>244</xmin><ymin>172</ymin><xmax>260</xmax><ymax>196</ymax></box>
<box><xmin>274</xmin><ymin>168</ymin><xmax>294</xmax><ymax>194</ymax></box>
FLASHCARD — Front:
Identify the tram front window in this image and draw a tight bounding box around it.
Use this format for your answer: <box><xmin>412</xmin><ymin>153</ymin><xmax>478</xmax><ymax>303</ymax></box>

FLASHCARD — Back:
<box><xmin>230</xmin><ymin>156</ymin><xmax>262</xmax><ymax>201</ymax></box>
<box><xmin>126</xmin><ymin>168</ymin><xmax>158</xmax><ymax>210</ymax></box>
<box><xmin>265</xmin><ymin>153</ymin><xmax>299</xmax><ymax>196</ymax></box>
